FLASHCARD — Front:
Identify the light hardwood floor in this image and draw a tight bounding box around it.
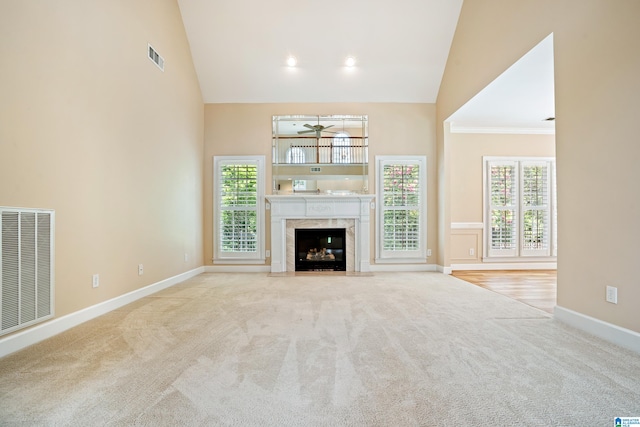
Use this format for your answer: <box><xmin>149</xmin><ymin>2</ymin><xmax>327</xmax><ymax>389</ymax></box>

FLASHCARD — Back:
<box><xmin>451</xmin><ymin>270</ymin><xmax>557</xmax><ymax>314</ymax></box>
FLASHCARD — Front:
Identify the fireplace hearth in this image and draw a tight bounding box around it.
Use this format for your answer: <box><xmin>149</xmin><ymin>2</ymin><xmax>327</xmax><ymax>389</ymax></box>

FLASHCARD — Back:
<box><xmin>295</xmin><ymin>228</ymin><xmax>346</xmax><ymax>271</ymax></box>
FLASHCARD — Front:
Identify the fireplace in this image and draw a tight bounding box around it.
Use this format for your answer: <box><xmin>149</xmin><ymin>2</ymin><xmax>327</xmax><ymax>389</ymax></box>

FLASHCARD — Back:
<box><xmin>295</xmin><ymin>228</ymin><xmax>346</xmax><ymax>271</ymax></box>
<box><xmin>265</xmin><ymin>194</ymin><xmax>375</xmax><ymax>273</ymax></box>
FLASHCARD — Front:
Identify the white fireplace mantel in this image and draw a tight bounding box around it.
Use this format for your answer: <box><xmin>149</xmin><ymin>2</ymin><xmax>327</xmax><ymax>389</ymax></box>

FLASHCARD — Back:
<box><xmin>265</xmin><ymin>194</ymin><xmax>375</xmax><ymax>273</ymax></box>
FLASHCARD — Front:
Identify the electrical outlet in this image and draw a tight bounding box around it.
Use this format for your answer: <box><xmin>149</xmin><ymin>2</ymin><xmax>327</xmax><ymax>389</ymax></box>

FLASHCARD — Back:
<box><xmin>184</xmin><ymin>253</ymin><xmax>188</xmax><ymax>262</ymax></box>
<box><xmin>606</xmin><ymin>286</ymin><xmax>618</xmax><ymax>304</ymax></box>
<box><xmin>266</xmin><ymin>250</ymin><xmax>271</xmax><ymax>258</ymax></box>
<box><xmin>469</xmin><ymin>248</ymin><xmax>475</xmax><ymax>256</ymax></box>
<box><xmin>138</xmin><ymin>264</ymin><xmax>144</xmax><ymax>276</ymax></box>
<box><xmin>92</xmin><ymin>274</ymin><xmax>99</xmax><ymax>288</ymax></box>
<box><xmin>427</xmin><ymin>249</ymin><xmax>432</xmax><ymax>257</ymax></box>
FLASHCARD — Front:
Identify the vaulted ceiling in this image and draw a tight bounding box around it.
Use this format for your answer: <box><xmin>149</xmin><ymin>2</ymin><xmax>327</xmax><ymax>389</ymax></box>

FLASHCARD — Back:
<box><xmin>177</xmin><ymin>0</ymin><xmax>464</xmax><ymax>104</ymax></box>
<box><xmin>177</xmin><ymin>0</ymin><xmax>554</xmax><ymax>130</ymax></box>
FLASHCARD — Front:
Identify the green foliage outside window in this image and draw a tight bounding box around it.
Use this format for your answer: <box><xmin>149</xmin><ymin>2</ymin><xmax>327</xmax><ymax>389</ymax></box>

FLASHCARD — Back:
<box><xmin>382</xmin><ymin>164</ymin><xmax>420</xmax><ymax>251</ymax></box>
<box><xmin>490</xmin><ymin>164</ymin><xmax>549</xmax><ymax>251</ymax></box>
<box><xmin>220</xmin><ymin>164</ymin><xmax>258</xmax><ymax>252</ymax></box>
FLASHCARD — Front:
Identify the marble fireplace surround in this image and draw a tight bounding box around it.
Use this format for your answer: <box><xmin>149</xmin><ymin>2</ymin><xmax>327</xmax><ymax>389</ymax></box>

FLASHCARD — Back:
<box><xmin>265</xmin><ymin>194</ymin><xmax>375</xmax><ymax>273</ymax></box>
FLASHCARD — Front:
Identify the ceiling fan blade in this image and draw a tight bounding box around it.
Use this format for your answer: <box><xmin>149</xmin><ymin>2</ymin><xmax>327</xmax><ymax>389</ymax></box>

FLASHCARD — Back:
<box><xmin>303</xmin><ymin>124</ymin><xmax>314</xmax><ymax>129</ymax></box>
<box><xmin>322</xmin><ymin>125</ymin><xmax>334</xmax><ymax>130</ymax></box>
<box><xmin>298</xmin><ymin>129</ymin><xmax>315</xmax><ymax>134</ymax></box>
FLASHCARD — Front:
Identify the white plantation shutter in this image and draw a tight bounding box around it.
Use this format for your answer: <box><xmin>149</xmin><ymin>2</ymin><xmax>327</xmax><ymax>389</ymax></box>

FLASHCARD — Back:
<box><xmin>488</xmin><ymin>161</ymin><xmax>518</xmax><ymax>257</ymax></box>
<box><xmin>376</xmin><ymin>156</ymin><xmax>427</xmax><ymax>261</ymax></box>
<box><xmin>214</xmin><ymin>156</ymin><xmax>265</xmax><ymax>262</ymax></box>
<box><xmin>484</xmin><ymin>158</ymin><xmax>556</xmax><ymax>260</ymax></box>
<box><xmin>521</xmin><ymin>162</ymin><xmax>551</xmax><ymax>256</ymax></box>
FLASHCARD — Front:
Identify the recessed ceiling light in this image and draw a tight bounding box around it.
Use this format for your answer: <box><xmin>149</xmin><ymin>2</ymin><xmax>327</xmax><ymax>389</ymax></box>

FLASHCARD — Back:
<box><xmin>345</xmin><ymin>56</ymin><xmax>356</xmax><ymax>67</ymax></box>
<box><xmin>286</xmin><ymin>56</ymin><xmax>297</xmax><ymax>67</ymax></box>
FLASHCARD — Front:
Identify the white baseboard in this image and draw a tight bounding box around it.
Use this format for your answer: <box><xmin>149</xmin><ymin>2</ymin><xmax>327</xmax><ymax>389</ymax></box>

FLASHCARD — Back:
<box><xmin>204</xmin><ymin>265</ymin><xmax>271</xmax><ymax>273</ymax></box>
<box><xmin>451</xmin><ymin>262</ymin><xmax>557</xmax><ymax>271</ymax></box>
<box><xmin>369</xmin><ymin>263</ymin><xmax>437</xmax><ymax>272</ymax></box>
<box><xmin>437</xmin><ymin>265</ymin><xmax>453</xmax><ymax>275</ymax></box>
<box><xmin>554</xmin><ymin>306</ymin><xmax>640</xmax><ymax>354</ymax></box>
<box><xmin>0</xmin><ymin>267</ymin><xmax>205</xmax><ymax>359</ymax></box>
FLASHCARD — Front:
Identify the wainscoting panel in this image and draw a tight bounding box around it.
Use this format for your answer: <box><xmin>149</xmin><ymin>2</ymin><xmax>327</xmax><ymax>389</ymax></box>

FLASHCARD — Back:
<box><xmin>450</xmin><ymin>223</ymin><xmax>482</xmax><ymax>265</ymax></box>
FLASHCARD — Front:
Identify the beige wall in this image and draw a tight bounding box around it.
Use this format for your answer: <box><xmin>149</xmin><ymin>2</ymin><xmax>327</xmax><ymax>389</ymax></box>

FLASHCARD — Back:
<box><xmin>437</xmin><ymin>0</ymin><xmax>640</xmax><ymax>332</ymax></box>
<box><xmin>450</xmin><ymin>133</ymin><xmax>555</xmax><ymax>223</ymax></box>
<box><xmin>0</xmin><ymin>1</ymin><xmax>204</xmax><ymax>320</ymax></box>
<box><xmin>203</xmin><ymin>103</ymin><xmax>437</xmax><ymax>266</ymax></box>
<box><xmin>449</xmin><ymin>132</ymin><xmax>555</xmax><ymax>265</ymax></box>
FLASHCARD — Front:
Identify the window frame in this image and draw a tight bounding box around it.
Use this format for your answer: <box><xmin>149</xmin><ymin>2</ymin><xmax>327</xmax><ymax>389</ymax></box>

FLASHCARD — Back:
<box><xmin>213</xmin><ymin>155</ymin><xmax>265</xmax><ymax>264</ymax></box>
<box><xmin>375</xmin><ymin>155</ymin><xmax>427</xmax><ymax>263</ymax></box>
<box><xmin>483</xmin><ymin>156</ymin><xmax>556</xmax><ymax>261</ymax></box>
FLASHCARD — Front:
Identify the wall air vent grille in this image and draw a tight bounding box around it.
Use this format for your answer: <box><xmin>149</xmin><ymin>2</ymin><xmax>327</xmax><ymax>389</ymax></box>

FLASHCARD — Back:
<box><xmin>148</xmin><ymin>44</ymin><xmax>165</xmax><ymax>71</ymax></box>
<box><xmin>310</xmin><ymin>167</ymin><xmax>321</xmax><ymax>173</ymax></box>
<box><xmin>1</xmin><ymin>207</ymin><xmax>55</xmax><ymax>336</ymax></box>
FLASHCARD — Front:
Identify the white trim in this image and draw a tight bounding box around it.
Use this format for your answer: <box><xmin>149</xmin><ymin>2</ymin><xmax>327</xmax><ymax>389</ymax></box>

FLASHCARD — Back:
<box><xmin>374</xmin><ymin>258</ymin><xmax>428</xmax><ymax>264</ymax></box>
<box><xmin>451</xmin><ymin>222</ymin><xmax>484</xmax><ymax>230</ymax></box>
<box><xmin>481</xmin><ymin>257</ymin><xmax>556</xmax><ymax>263</ymax></box>
<box><xmin>437</xmin><ymin>265</ymin><xmax>453</xmax><ymax>275</ymax></box>
<box><xmin>212</xmin><ymin>259</ymin><xmax>266</xmax><ymax>265</ymax></box>
<box><xmin>554</xmin><ymin>306</ymin><xmax>640</xmax><ymax>354</ymax></box>
<box><xmin>451</xmin><ymin>262</ymin><xmax>557</xmax><ymax>271</ymax></box>
<box><xmin>0</xmin><ymin>267</ymin><xmax>204</xmax><ymax>359</ymax></box>
<box><xmin>204</xmin><ymin>265</ymin><xmax>271</xmax><ymax>273</ymax></box>
<box><xmin>449</xmin><ymin>124</ymin><xmax>555</xmax><ymax>135</ymax></box>
<box><xmin>369</xmin><ymin>263</ymin><xmax>437</xmax><ymax>272</ymax></box>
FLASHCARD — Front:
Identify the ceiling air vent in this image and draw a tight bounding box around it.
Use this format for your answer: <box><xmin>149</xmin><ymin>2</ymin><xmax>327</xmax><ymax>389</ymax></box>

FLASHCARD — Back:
<box><xmin>148</xmin><ymin>44</ymin><xmax>164</xmax><ymax>71</ymax></box>
<box><xmin>310</xmin><ymin>167</ymin><xmax>321</xmax><ymax>173</ymax></box>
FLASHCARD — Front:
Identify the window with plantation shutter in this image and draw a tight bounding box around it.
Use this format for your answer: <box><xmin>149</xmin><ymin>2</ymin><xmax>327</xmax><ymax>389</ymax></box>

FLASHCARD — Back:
<box><xmin>214</xmin><ymin>156</ymin><xmax>265</xmax><ymax>263</ymax></box>
<box><xmin>521</xmin><ymin>162</ymin><xmax>551</xmax><ymax>256</ymax></box>
<box><xmin>376</xmin><ymin>156</ymin><xmax>427</xmax><ymax>262</ymax></box>
<box><xmin>484</xmin><ymin>157</ymin><xmax>556</xmax><ymax>260</ymax></box>
<box><xmin>488</xmin><ymin>161</ymin><xmax>518</xmax><ymax>257</ymax></box>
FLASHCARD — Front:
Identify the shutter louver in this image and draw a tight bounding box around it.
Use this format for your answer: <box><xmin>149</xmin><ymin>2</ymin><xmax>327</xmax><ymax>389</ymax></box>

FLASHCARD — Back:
<box><xmin>219</xmin><ymin>164</ymin><xmax>258</xmax><ymax>253</ymax></box>
<box><xmin>376</xmin><ymin>157</ymin><xmax>426</xmax><ymax>261</ymax></box>
<box><xmin>489</xmin><ymin>163</ymin><xmax>518</xmax><ymax>256</ymax></box>
<box><xmin>521</xmin><ymin>163</ymin><xmax>551</xmax><ymax>256</ymax></box>
<box><xmin>1</xmin><ymin>208</ymin><xmax>54</xmax><ymax>336</ymax></box>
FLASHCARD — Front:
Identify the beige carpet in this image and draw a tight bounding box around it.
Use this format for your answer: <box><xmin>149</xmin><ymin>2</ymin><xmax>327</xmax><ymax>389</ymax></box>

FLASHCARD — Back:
<box><xmin>1</xmin><ymin>272</ymin><xmax>639</xmax><ymax>426</ymax></box>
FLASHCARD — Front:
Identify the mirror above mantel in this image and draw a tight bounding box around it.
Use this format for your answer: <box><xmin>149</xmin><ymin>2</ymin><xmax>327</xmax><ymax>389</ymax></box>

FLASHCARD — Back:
<box><xmin>272</xmin><ymin>115</ymin><xmax>368</xmax><ymax>194</ymax></box>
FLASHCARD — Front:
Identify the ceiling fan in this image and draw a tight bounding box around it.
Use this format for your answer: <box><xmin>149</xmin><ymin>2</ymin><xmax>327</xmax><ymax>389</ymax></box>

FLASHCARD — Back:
<box><xmin>297</xmin><ymin>123</ymin><xmax>336</xmax><ymax>138</ymax></box>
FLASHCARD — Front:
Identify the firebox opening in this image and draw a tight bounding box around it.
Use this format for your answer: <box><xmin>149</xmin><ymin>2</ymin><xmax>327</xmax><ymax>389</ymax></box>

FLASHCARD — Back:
<box><xmin>295</xmin><ymin>228</ymin><xmax>346</xmax><ymax>271</ymax></box>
